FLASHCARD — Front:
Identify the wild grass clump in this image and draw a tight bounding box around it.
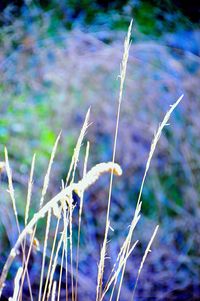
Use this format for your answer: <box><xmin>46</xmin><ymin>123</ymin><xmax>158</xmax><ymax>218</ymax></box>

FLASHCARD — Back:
<box><xmin>0</xmin><ymin>21</ymin><xmax>183</xmax><ymax>300</ymax></box>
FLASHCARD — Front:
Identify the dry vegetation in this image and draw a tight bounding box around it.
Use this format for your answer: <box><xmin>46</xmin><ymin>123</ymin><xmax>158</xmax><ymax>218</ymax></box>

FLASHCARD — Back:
<box><xmin>0</xmin><ymin>13</ymin><xmax>200</xmax><ymax>301</ymax></box>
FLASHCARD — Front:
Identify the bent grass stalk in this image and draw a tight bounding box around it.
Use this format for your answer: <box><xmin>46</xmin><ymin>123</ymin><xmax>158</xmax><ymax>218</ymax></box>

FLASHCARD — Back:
<box><xmin>0</xmin><ymin>160</ymin><xmax>122</xmax><ymax>297</ymax></box>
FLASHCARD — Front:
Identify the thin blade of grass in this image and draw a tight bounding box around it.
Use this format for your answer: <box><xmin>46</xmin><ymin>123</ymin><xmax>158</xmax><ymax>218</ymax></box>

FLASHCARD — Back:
<box><xmin>47</xmin><ymin>232</ymin><xmax>65</xmax><ymax>300</ymax></box>
<box><xmin>131</xmin><ymin>225</ymin><xmax>159</xmax><ymax>300</ymax></box>
<box><xmin>38</xmin><ymin>209</ymin><xmax>52</xmax><ymax>301</ymax></box>
<box><xmin>99</xmin><ymin>240</ymin><xmax>138</xmax><ymax>301</ymax></box>
<box><xmin>63</xmin><ymin>204</ymin><xmax>69</xmax><ymax>301</ymax></box>
<box><xmin>4</xmin><ymin>148</ymin><xmax>20</xmax><ymax>229</ymax></box>
<box><xmin>51</xmin><ymin>281</ymin><xmax>57</xmax><ymax>301</ymax></box>
<box><xmin>66</xmin><ymin>108</ymin><xmax>90</xmax><ymax>186</ymax></box>
<box><xmin>65</xmin><ymin>108</ymin><xmax>90</xmax><ymax>301</ymax></box>
<box><xmin>40</xmin><ymin>132</ymin><xmax>62</xmax><ymax>208</ymax></box>
<box><xmin>23</xmin><ymin>153</ymin><xmax>36</xmax><ymax>257</ymax></box>
<box><xmin>107</xmin><ymin>214</ymin><xmax>140</xmax><ymax>301</ymax></box>
<box><xmin>69</xmin><ymin>200</ymin><xmax>74</xmax><ymax>301</ymax></box>
<box><xmin>96</xmin><ymin>19</ymin><xmax>133</xmax><ymax>301</ymax></box>
<box><xmin>57</xmin><ymin>231</ymin><xmax>65</xmax><ymax>301</ymax></box>
<box><xmin>25</xmin><ymin>154</ymin><xmax>36</xmax><ymax>226</ymax></box>
<box><xmin>42</xmin><ymin>216</ymin><xmax>61</xmax><ymax>301</ymax></box>
<box><xmin>57</xmin><ymin>181</ymin><xmax>68</xmax><ymax>301</ymax></box>
<box><xmin>8</xmin><ymin>266</ymin><xmax>23</xmax><ymax>301</ymax></box>
<box><xmin>75</xmin><ymin>141</ymin><xmax>90</xmax><ymax>301</ymax></box>
<box><xmin>116</xmin><ymin>95</ymin><xmax>183</xmax><ymax>300</ymax></box>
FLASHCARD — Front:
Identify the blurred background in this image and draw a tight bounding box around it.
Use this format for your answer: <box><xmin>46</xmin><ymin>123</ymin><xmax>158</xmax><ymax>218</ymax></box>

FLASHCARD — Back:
<box><xmin>0</xmin><ymin>1</ymin><xmax>200</xmax><ymax>300</ymax></box>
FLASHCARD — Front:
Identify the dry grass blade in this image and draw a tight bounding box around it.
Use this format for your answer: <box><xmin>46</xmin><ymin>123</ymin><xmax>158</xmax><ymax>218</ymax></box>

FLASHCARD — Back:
<box><xmin>25</xmin><ymin>154</ymin><xmax>36</xmax><ymax>226</ymax></box>
<box><xmin>131</xmin><ymin>225</ymin><xmax>159</xmax><ymax>300</ymax></box>
<box><xmin>96</xmin><ymin>19</ymin><xmax>133</xmax><ymax>301</ymax></box>
<box><xmin>51</xmin><ymin>281</ymin><xmax>57</xmax><ymax>301</ymax></box>
<box><xmin>57</xmin><ymin>229</ymin><xmax>65</xmax><ymax>301</ymax></box>
<box><xmin>135</xmin><ymin>94</ymin><xmax>184</xmax><ymax>212</ymax></box>
<box><xmin>64</xmin><ymin>108</ymin><xmax>90</xmax><ymax>301</ymax></box>
<box><xmin>47</xmin><ymin>232</ymin><xmax>64</xmax><ymax>300</ymax></box>
<box><xmin>96</xmin><ymin>220</ymin><xmax>110</xmax><ymax>301</ymax></box>
<box><xmin>66</xmin><ymin>107</ymin><xmax>90</xmax><ymax>186</ymax></box>
<box><xmin>8</xmin><ymin>266</ymin><xmax>23</xmax><ymax>301</ymax></box>
<box><xmin>75</xmin><ymin>141</ymin><xmax>90</xmax><ymax>301</ymax></box>
<box><xmin>23</xmin><ymin>153</ymin><xmax>36</xmax><ymax>280</ymax></box>
<box><xmin>99</xmin><ymin>240</ymin><xmax>138</xmax><ymax>301</ymax></box>
<box><xmin>40</xmin><ymin>132</ymin><xmax>61</xmax><ymax>208</ymax></box>
<box><xmin>115</xmin><ymin>95</ymin><xmax>183</xmax><ymax>300</ymax></box>
<box><xmin>42</xmin><ymin>216</ymin><xmax>61</xmax><ymax>301</ymax></box>
<box><xmin>4</xmin><ymin>148</ymin><xmax>19</xmax><ymax>226</ymax></box>
<box><xmin>63</xmin><ymin>204</ymin><xmax>69</xmax><ymax>301</ymax></box>
<box><xmin>115</xmin><ymin>244</ymin><xmax>129</xmax><ymax>301</ymax></box>
<box><xmin>69</xmin><ymin>200</ymin><xmax>74</xmax><ymax>301</ymax></box>
<box><xmin>104</xmin><ymin>214</ymin><xmax>140</xmax><ymax>301</ymax></box>
<box><xmin>57</xmin><ymin>182</ymin><xmax>68</xmax><ymax>301</ymax></box>
<box><xmin>38</xmin><ymin>209</ymin><xmax>52</xmax><ymax>301</ymax></box>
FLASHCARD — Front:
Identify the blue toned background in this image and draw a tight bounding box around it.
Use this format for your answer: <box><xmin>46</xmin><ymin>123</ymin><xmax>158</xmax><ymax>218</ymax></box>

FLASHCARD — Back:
<box><xmin>0</xmin><ymin>1</ymin><xmax>199</xmax><ymax>300</ymax></box>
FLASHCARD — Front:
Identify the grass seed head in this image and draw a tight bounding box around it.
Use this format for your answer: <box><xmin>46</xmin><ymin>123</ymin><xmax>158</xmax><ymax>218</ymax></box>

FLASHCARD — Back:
<box><xmin>75</xmin><ymin>162</ymin><xmax>122</xmax><ymax>197</ymax></box>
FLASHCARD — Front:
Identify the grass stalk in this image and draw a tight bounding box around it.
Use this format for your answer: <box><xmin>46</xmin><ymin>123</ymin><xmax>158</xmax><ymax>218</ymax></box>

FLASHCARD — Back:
<box><xmin>8</xmin><ymin>267</ymin><xmax>23</xmax><ymax>301</ymax></box>
<box><xmin>131</xmin><ymin>225</ymin><xmax>159</xmax><ymax>300</ymax></box>
<box><xmin>38</xmin><ymin>209</ymin><xmax>52</xmax><ymax>301</ymax></box>
<box><xmin>47</xmin><ymin>232</ymin><xmax>65</xmax><ymax>300</ymax></box>
<box><xmin>42</xmin><ymin>216</ymin><xmax>61</xmax><ymax>301</ymax></box>
<box><xmin>51</xmin><ymin>281</ymin><xmax>57</xmax><ymax>301</ymax></box>
<box><xmin>114</xmin><ymin>95</ymin><xmax>184</xmax><ymax>300</ymax></box>
<box><xmin>75</xmin><ymin>141</ymin><xmax>90</xmax><ymax>301</ymax></box>
<box><xmin>4</xmin><ymin>148</ymin><xmax>33</xmax><ymax>301</ymax></box>
<box><xmin>96</xmin><ymin>19</ymin><xmax>133</xmax><ymax>301</ymax></box>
